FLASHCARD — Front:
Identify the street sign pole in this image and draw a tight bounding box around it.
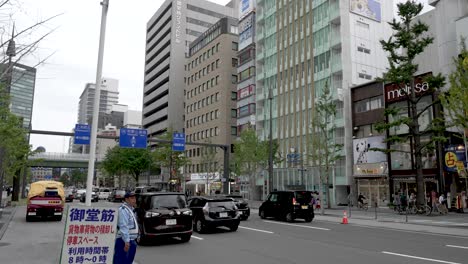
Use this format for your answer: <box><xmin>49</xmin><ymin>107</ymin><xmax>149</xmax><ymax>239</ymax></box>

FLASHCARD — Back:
<box><xmin>86</xmin><ymin>0</ymin><xmax>109</xmax><ymax>207</ymax></box>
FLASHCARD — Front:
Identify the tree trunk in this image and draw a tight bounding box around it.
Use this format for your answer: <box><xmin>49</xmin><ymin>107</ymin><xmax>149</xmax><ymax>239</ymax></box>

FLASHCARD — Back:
<box><xmin>12</xmin><ymin>171</ymin><xmax>20</xmax><ymax>201</ymax></box>
<box><xmin>409</xmin><ymin>79</ymin><xmax>426</xmax><ymax>207</ymax></box>
<box><xmin>325</xmin><ymin>166</ymin><xmax>331</xmax><ymax>209</ymax></box>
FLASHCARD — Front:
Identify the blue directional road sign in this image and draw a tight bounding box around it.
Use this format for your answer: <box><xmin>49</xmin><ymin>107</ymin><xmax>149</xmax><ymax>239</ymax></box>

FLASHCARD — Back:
<box><xmin>172</xmin><ymin>132</ymin><xmax>185</xmax><ymax>152</ymax></box>
<box><xmin>119</xmin><ymin>128</ymin><xmax>148</xmax><ymax>149</ymax></box>
<box><xmin>74</xmin><ymin>124</ymin><xmax>91</xmax><ymax>145</ymax></box>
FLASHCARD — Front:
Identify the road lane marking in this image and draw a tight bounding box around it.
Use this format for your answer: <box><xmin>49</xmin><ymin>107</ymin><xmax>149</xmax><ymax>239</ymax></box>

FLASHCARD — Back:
<box><xmin>381</xmin><ymin>251</ymin><xmax>460</xmax><ymax>264</ymax></box>
<box><xmin>263</xmin><ymin>220</ymin><xmax>331</xmax><ymax>231</ymax></box>
<box><xmin>191</xmin><ymin>235</ymin><xmax>204</xmax><ymax>240</ymax></box>
<box><xmin>239</xmin><ymin>226</ymin><xmax>274</xmax><ymax>234</ymax></box>
<box><xmin>446</xmin><ymin>245</ymin><xmax>468</xmax><ymax>249</ymax></box>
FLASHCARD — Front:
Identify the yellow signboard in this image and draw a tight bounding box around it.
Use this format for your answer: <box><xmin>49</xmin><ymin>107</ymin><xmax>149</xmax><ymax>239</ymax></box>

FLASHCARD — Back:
<box><xmin>445</xmin><ymin>152</ymin><xmax>458</xmax><ymax>168</ymax></box>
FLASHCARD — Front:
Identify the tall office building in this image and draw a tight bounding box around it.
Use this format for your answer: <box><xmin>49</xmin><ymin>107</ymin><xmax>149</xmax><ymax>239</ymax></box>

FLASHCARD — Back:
<box><xmin>0</xmin><ymin>63</ymin><xmax>36</xmax><ymax>129</ymax></box>
<box><xmin>256</xmin><ymin>0</ymin><xmax>392</xmax><ymax>205</ymax></box>
<box><xmin>184</xmin><ymin>17</ymin><xmax>239</xmax><ymax>192</ymax></box>
<box><xmin>77</xmin><ymin>78</ymin><xmax>119</xmax><ymax>125</ymax></box>
<box><xmin>237</xmin><ymin>0</ymin><xmax>257</xmax><ymax>134</ymax></box>
<box><xmin>143</xmin><ymin>0</ymin><xmax>238</xmax><ymax>138</ymax></box>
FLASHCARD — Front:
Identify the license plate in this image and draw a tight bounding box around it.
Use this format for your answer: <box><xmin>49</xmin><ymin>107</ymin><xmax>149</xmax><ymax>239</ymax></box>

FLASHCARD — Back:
<box><xmin>239</xmin><ymin>211</ymin><xmax>243</xmax><ymax>215</ymax></box>
<box><xmin>219</xmin><ymin>212</ymin><xmax>228</xmax><ymax>218</ymax></box>
<box><xmin>28</xmin><ymin>212</ymin><xmax>36</xmax><ymax>216</ymax></box>
<box><xmin>54</xmin><ymin>212</ymin><xmax>62</xmax><ymax>215</ymax></box>
<box><xmin>301</xmin><ymin>205</ymin><xmax>308</xmax><ymax>209</ymax></box>
<box><xmin>166</xmin><ymin>219</ymin><xmax>176</xmax><ymax>225</ymax></box>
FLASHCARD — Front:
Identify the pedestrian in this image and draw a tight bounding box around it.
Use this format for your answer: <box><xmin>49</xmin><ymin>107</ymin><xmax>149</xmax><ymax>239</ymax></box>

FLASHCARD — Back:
<box><xmin>6</xmin><ymin>186</ymin><xmax>11</xmax><ymax>197</ymax></box>
<box><xmin>114</xmin><ymin>192</ymin><xmax>139</xmax><ymax>264</ymax></box>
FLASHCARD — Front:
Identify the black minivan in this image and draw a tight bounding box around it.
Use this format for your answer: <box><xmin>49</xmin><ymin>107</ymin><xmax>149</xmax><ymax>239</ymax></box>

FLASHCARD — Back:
<box><xmin>135</xmin><ymin>192</ymin><xmax>192</xmax><ymax>244</ymax></box>
<box><xmin>259</xmin><ymin>191</ymin><xmax>314</xmax><ymax>222</ymax></box>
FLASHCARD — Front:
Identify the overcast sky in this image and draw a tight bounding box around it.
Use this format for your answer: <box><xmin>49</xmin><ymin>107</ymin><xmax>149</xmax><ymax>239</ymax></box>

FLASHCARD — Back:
<box><xmin>12</xmin><ymin>0</ymin><xmax>430</xmax><ymax>153</ymax></box>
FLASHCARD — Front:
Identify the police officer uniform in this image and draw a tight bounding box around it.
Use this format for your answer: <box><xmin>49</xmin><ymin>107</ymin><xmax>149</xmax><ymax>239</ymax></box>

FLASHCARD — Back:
<box><xmin>113</xmin><ymin>192</ymin><xmax>139</xmax><ymax>264</ymax></box>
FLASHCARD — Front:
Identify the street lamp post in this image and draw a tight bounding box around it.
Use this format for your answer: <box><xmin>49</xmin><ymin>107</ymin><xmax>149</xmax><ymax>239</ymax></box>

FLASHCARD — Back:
<box><xmin>85</xmin><ymin>0</ymin><xmax>109</xmax><ymax>206</ymax></box>
<box><xmin>268</xmin><ymin>88</ymin><xmax>274</xmax><ymax>194</ymax></box>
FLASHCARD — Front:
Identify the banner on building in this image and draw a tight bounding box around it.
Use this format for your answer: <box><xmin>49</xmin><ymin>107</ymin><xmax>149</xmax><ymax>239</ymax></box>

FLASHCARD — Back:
<box><xmin>350</xmin><ymin>0</ymin><xmax>381</xmax><ymax>22</ymax></box>
<box><xmin>353</xmin><ymin>136</ymin><xmax>387</xmax><ymax>164</ymax></box>
<box><xmin>60</xmin><ymin>206</ymin><xmax>118</xmax><ymax>264</ymax></box>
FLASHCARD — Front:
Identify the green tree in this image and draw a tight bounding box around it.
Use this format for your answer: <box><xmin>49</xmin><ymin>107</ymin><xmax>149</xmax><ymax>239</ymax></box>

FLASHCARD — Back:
<box><xmin>59</xmin><ymin>172</ymin><xmax>70</xmax><ymax>187</ymax></box>
<box><xmin>69</xmin><ymin>169</ymin><xmax>87</xmax><ymax>187</ymax></box>
<box><xmin>101</xmin><ymin>146</ymin><xmax>153</xmax><ymax>186</ymax></box>
<box><xmin>375</xmin><ymin>1</ymin><xmax>446</xmax><ymax>207</ymax></box>
<box><xmin>308</xmin><ymin>82</ymin><xmax>342</xmax><ymax>211</ymax></box>
<box><xmin>152</xmin><ymin>131</ymin><xmax>190</xmax><ymax>190</ymax></box>
<box><xmin>440</xmin><ymin>40</ymin><xmax>468</xmax><ymax>130</ymax></box>
<box><xmin>233</xmin><ymin>128</ymin><xmax>280</xmax><ymax>200</ymax></box>
<box><xmin>0</xmin><ymin>85</ymin><xmax>33</xmax><ymax>201</ymax></box>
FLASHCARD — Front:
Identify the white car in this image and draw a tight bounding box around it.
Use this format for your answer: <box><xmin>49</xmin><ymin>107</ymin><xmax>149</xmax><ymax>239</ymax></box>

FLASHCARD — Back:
<box><xmin>75</xmin><ymin>189</ymin><xmax>86</xmax><ymax>200</ymax></box>
<box><xmin>98</xmin><ymin>188</ymin><xmax>111</xmax><ymax>200</ymax></box>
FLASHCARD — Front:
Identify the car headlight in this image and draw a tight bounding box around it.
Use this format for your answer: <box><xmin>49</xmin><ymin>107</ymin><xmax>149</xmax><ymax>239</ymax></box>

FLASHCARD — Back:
<box><xmin>145</xmin><ymin>212</ymin><xmax>161</xmax><ymax>218</ymax></box>
<box><xmin>182</xmin><ymin>210</ymin><xmax>192</xmax><ymax>216</ymax></box>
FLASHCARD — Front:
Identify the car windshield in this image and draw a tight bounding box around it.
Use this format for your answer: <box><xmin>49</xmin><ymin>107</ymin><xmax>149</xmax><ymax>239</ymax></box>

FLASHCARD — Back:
<box><xmin>295</xmin><ymin>192</ymin><xmax>312</xmax><ymax>203</ymax></box>
<box><xmin>208</xmin><ymin>201</ymin><xmax>236</xmax><ymax>210</ymax></box>
<box><xmin>151</xmin><ymin>195</ymin><xmax>187</xmax><ymax>209</ymax></box>
<box><xmin>116</xmin><ymin>190</ymin><xmax>126</xmax><ymax>195</ymax></box>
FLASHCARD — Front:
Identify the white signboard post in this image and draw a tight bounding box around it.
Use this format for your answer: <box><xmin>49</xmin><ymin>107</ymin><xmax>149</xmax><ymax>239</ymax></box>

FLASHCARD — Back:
<box><xmin>60</xmin><ymin>206</ymin><xmax>118</xmax><ymax>264</ymax></box>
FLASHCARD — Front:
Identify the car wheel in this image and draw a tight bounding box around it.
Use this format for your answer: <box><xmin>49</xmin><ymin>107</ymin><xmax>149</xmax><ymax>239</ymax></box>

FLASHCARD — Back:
<box><xmin>285</xmin><ymin>212</ymin><xmax>294</xmax><ymax>223</ymax></box>
<box><xmin>26</xmin><ymin>215</ymin><xmax>34</xmax><ymax>222</ymax></box>
<box><xmin>242</xmin><ymin>216</ymin><xmax>249</xmax><ymax>221</ymax></box>
<box><xmin>180</xmin><ymin>234</ymin><xmax>191</xmax><ymax>242</ymax></box>
<box><xmin>304</xmin><ymin>216</ymin><xmax>313</xmax><ymax>223</ymax></box>
<box><xmin>194</xmin><ymin>218</ymin><xmax>205</xmax><ymax>234</ymax></box>
<box><xmin>259</xmin><ymin>210</ymin><xmax>266</xmax><ymax>219</ymax></box>
<box><xmin>229</xmin><ymin>224</ymin><xmax>239</xmax><ymax>232</ymax></box>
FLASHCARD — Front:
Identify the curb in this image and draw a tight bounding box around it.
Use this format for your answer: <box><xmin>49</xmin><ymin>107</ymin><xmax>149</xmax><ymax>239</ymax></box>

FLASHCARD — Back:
<box><xmin>0</xmin><ymin>206</ymin><xmax>17</xmax><ymax>241</ymax></box>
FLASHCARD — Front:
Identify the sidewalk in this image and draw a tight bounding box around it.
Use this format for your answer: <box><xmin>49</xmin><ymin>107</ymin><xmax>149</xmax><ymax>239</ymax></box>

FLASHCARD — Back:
<box><xmin>248</xmin><ymin>200</ymin><xmax>468</xmax><ymax>229</ymax></box>
<box><xmin>0</xmin><ymin>191</ymin><xmax>16</xmax><ymax>240</ymax></box>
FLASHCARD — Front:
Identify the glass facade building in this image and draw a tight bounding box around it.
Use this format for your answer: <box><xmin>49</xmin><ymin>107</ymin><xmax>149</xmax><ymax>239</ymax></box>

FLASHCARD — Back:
<box><xmin>1</xmin><ymin>63</ymin><xmax>36</xmax><ymax>129</ymax></box>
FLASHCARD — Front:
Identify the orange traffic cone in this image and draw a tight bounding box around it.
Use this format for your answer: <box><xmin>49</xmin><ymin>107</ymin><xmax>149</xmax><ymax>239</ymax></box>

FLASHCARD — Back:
<box><xmin>341</xmin><ymin>210</ymin><xmax>348</xmax><ymax>224</ymax></box>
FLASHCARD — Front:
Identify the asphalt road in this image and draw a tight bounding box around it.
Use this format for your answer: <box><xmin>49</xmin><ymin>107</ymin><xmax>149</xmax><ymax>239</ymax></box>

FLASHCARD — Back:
<box><xmin>135</xmin><ymin>210</ymin><xmax>468</xmax><ymax>264</ymax></box>
<box><xmin>0</xmin><ymin>200</ymin><xmax>467</xmax><ymax>264</ymax></box>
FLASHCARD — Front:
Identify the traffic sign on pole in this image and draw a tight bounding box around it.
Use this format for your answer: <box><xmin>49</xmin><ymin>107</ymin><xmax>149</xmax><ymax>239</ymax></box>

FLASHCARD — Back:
<box><xmin>119</xmin><ymin>128</ymin><xmax>147</xmax><ymax>149</ymax></box>
<box><xmin>74</xmin><ymin>124</ymin><xmax>91</xmax><ymax>145</ymax></box>
<box><xmin>172</xmin><ymin>133</ymin><xmax>185</xmax><ymax>152</ymax></box>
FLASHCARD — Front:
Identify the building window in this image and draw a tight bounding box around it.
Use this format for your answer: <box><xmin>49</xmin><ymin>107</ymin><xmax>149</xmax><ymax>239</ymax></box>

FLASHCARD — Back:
<box><xmin>231</xmin><ymin>109</ymin><xmax>237</xmax><ymax>118</ymax></box>
<box><xmin>231</xmin><ymin>126</ymin><xmax>237</xmax><ymax>136</ymax></box>
<box><xmin>357</xmin><ymin>46</ymin><xmax>371</xmax><ymax>54</ymax></box>
<box><xmin>358</xmin><ymin>72</ymin><xmax>372</xmax><ymax>80</ymax></box>
<box><xmin>354</xmin><ymin>96</ymin><xmax>383</xmax><ymax>113</ymax></box>
<box><xmin>215</xmin><ymin>76</ymin><xmax>219</xmax><ymax>85</ymax></box>
<box><xmin>216</xmin><ymin>43</ymin><xmax>220</xmax><ymax>52</ymax></box>
<box><xmin>231</xmin><ymin>75</ymin><xmax>237</xmax><ymax>84</ymax></box>
<box><xmin>232</xmin><ymin>58</ymin><xmax>238</xmax><ymax>67</ymax></box>
<box><xmin>231</xmin><ymin>92</ymin><xmax>237</xmax><ymax>100</ymax></box>
<box><xmin>232</xmin><ymin>42</ymin><xmax>238</xmax><ymax>51</ymax></box>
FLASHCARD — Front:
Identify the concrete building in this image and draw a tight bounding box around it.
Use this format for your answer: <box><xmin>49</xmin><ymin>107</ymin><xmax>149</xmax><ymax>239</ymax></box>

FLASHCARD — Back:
<box><xmin>143</xmin><ymin>0</ymin><xmax>239</xmax><ymax>138</ymax></box>
<box><xmin>77</xmin><ymin>78</ymin><xmax>119</xmax><ymax>125</ymax></box>
<box><xmin>237</xmin><ymin>0</ymin><xmax>257</xmax><ymax>134</ymax></box>
<box><xmin>124</xmin><ymin>110</ymin><xmax>142</xmax><ymax>128</ymax></box>
<box><xmin>0</xmin><ymin>63</ymin><xmax>36</xmax><ymax>129</ymax></box>
<box><xmin>184</xmin><ymin>17</ymin><xmax>239</xmax><ymax>194</ymax></box>
<box><xmin>255</xmin><ymin>0</ymin><xmax>393</xmax><ymax>205</ymax></box>
<box><xmin>351</xmin><ymin>81</ymin><xmax>387</xmax><ymax>206</ymax></box>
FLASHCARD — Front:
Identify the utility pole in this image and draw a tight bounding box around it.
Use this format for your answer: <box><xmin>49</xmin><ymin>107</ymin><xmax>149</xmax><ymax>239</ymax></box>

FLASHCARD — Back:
<box><xmin>268</xmin><ymin>88</ymin><xmax>274</xmax><ymax>194</ymax></box>
<box><xmin>85</xmin><ymin>0</ymin><xmax>109</xmax><ymax>206</ymax></box>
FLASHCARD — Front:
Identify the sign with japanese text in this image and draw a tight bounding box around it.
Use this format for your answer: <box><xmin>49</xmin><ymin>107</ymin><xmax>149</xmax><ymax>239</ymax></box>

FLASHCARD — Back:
<box><xmin>60</xmin><ymin>206</ymin><xmax>118</xmax><ymax>264</ymax></box>
<box><xmin>444</xmin><ymin>145</ymin><xmax>467</xmax><ymax>173</ymax></box>
<box><xmin>74</xmin><ymin>124</ymin><xmax>91</xmax><ymax>145</ymax></box>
